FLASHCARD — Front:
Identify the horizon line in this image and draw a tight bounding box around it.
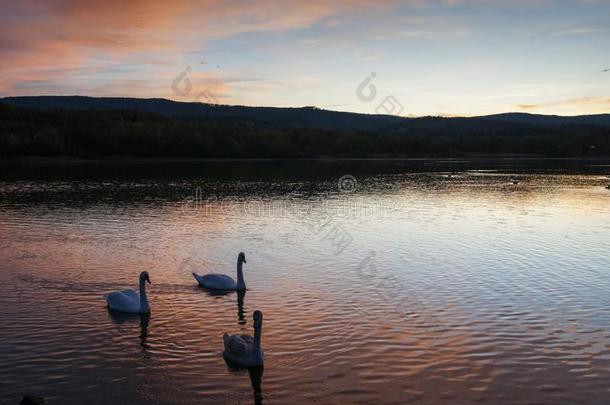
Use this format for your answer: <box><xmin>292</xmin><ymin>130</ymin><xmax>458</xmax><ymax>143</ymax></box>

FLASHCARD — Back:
<box><xmin>1</xmin><ymin>94</ymin><xmax>609</xmax><ymax>119</ymax></box>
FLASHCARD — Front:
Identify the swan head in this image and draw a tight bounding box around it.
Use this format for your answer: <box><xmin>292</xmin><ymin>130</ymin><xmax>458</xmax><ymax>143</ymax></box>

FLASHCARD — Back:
<box><xmin>140</xmin><ymin>271</ymin><xmax>151</xmax><ymax>284</ymax></box>
<box><xmin>238</xmin><ymin>252</ymin><xmax>247</xmax><ymax>264</ymax></box>
<box><xmin>253</xmin><ymin>310</ymin><xmax>263</xmax><ymax>329</ymax></box>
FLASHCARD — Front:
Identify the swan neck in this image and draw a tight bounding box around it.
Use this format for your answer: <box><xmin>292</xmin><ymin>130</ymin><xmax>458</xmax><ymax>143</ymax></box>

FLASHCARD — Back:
<box><xmin>236</xmin><ymin>260</ymin><xmax>245</xmax><ymax>289</ymax></box>
<box><xmin>253</xmin><ymin>324</ymin><xmax>262</xmax><ymax>351</ymax></box>
<box><xmin>139</xmin><ymin>278</ymin><xmax>148</xmax><ymax>308</ymax></box>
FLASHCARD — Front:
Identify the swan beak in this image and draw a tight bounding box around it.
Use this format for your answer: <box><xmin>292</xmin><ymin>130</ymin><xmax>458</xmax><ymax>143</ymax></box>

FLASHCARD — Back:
<box><xmin>243</xmin><ymin>258</ymin><xmax>247</xmax><ymax>263</ymax></box>
<box><xmin>146</xmin><ymin>275</ymin><xmax>151</xmax><ymax>284</ymax></box>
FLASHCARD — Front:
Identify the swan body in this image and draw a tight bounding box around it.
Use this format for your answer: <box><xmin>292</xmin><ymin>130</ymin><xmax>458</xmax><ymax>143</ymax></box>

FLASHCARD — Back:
<box><xmin>105</xmin><ymin>271</ymin><xmax>151</xmax><ymax>314</ymax></box>
<box><xmin>223</xmin><ymin>310</ymin><xmax>264</xmax><ymax>367</ymax></box>
<box><xmin>193</xmin><ymin>273</ymin><xmax>238</xmax><ymax>289</ymax></box>
<box><xmin>193</xmin><ymin>252</ymin><xmax>247</xmax><ymax>290</ymax></box>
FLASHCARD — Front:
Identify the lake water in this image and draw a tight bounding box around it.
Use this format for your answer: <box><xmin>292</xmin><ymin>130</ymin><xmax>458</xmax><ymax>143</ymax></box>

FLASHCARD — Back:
<box><xmin>1</xmin><ymin>160</ymin><xmax>609</xmax><ymax>404</ymax></box>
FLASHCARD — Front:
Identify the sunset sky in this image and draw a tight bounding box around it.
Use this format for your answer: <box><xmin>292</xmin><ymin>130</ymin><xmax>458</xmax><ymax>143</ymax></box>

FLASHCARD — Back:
<box><xmin>1</xmin><ymin>0</ymin><xmax>609</xmax><ymax>116</ymax></box>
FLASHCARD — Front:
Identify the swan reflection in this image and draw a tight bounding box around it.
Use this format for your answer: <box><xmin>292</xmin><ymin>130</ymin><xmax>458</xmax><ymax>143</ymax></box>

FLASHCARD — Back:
<box><xmin>198</xmin><ymin>288</ymin><xmax>247</xmax><ymax>324</ymax></box>
<box><xmin>224</xmin><ymin>359</ymin><xmax>264</xmax><ymax>405</ymax></box>
<box><xmin>107</xmin><ymin>309</ymin><xmax>151</xmax><ymax>348</ymax></box>
<box><xmin>248</xmin><ymin>365</ymin><xmax>264</xmax><ymax>405</ymax></box>
<box><xmin>237</xmin><ymin>289</ymin><xmax>246</xmax><ymax>324</ymax></box>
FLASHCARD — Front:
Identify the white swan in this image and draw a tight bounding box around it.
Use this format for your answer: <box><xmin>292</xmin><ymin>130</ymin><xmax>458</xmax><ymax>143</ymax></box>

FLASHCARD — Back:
<box><xmin>105</xmin><ymin>271</ymin><xmax>151</xmax><ymax>314</ymax></box>
<box><xmin>192</xmin><ymin>252</ymin><xmax>247</xmax><ymax>290</ymax></box>
<box><xmin>223</xmin><ymin>310</ymin><xmax>264</xmax><ymax>367</ymax></box>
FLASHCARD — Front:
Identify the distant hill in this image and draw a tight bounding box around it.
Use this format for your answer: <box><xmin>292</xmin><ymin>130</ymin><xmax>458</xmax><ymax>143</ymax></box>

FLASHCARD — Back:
<box><xmin>481</xmin><ymin>112</ymin><xmax>610</xmax><ymax>127</ymax></box>
<box><xmin>2</xmin><ymin>96</ymin><xmax>609</xmax><ymax>133</ymax></box>
<box><xmin>0</xmin><ymin>96</ymin><xmax>405</xmax><ymax>132</ymax></box>
<box><xmin>1</xmin><ymin>96</ymin><xmax>609</xmax><ymax>158</ymax></box>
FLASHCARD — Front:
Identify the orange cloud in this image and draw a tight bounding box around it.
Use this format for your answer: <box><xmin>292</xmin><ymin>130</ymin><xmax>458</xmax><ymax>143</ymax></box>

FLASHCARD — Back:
<box><xmin>0</xmin><ymin>0</ymin><xmax>399</xmax><ymax>96</ymax></box>
<box><xmin>516</xmin><ymin>97</ymin><xmax>610</xmax><ymax>114</ymax></box>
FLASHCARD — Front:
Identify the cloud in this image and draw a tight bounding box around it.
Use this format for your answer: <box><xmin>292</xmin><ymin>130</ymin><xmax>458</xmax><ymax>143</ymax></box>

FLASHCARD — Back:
<box><xmin>2</xmin><ymin>0</ymin><xmax>609</xmax><ymax>116</ymax></box>
<box><xmin>0</xmin><ymin>0</ymin><xmax>398</xmax><ymax>96</ymax></box>
<box><xmin>516</xmin><ymin>97</ymin><xmax>610</xmax><ymax>112</ymax></box>
<box><xmin>555</xmin><ymin>28</ymin><xmax>607</xmax><ymax>35</ymax></box>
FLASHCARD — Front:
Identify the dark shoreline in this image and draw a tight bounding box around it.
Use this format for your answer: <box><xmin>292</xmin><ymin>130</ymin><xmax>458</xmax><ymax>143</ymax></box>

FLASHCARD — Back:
<box><xmin>2</xmin><ymin>155</ymin><xmax>610</xmax><ymax>165</ymax></box>
<box><xmin>1</xmin><ymin>155</ymin><xmax>609</xmax><ymax>182</ymax></box>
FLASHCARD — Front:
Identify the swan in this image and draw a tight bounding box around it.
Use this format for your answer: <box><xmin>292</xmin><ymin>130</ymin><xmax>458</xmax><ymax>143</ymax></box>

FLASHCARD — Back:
<box><xmin>223</xmin><ymin>310</ymin><xmax>264</xmax><ymax>367</ymax></box>
<box><xmin>105</xmin><ymin>271</ymin><xmax>151</xmax><ymax>314</ymax></box>
<box><xmin>192</xmin><ymin>252</ymin><xmax>247</xmax><ymax>290</ymax></box>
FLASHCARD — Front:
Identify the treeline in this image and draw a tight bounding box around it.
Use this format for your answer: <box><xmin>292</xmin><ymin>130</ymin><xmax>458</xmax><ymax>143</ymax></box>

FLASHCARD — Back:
<box><xmin>1</xmin><ymin>103</ymin><xmax>609</xmax><ymax>158</ymax></box>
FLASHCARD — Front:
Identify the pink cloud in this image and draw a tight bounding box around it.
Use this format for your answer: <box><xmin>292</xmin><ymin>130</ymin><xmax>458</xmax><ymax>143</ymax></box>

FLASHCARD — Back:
<box><xmin>0</xmin><ymin>0</ymin><xmax>401</xmax><ymax>95</ymax></box>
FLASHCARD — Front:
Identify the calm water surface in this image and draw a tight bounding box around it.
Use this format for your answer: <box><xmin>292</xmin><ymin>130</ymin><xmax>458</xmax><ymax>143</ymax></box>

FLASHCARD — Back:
<box><xmin>1</xmin><ymin>161</ymin><xmax>609</xmax><ymax>404</ymax></box>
